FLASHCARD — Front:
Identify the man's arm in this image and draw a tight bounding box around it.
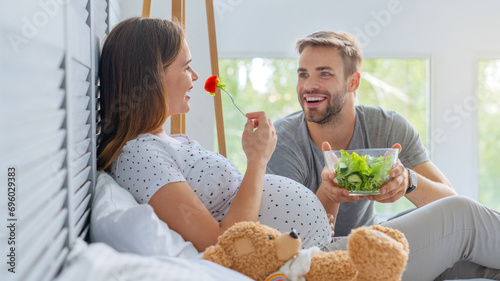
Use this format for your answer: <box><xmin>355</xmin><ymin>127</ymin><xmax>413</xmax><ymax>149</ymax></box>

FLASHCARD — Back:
<box><xmin>368</xmin><ymin>111</ymin><xmax>456</xmax><ymax>206</ymax></box>
<box><xmin>406</xmin><ymin>161</ymin><xmax>456</xmax><ymax>208</ymax></box>
<box><xmin>370</xmin><ymin>154</ymin><xmax>457</xmax><ymax>207</ymax></box>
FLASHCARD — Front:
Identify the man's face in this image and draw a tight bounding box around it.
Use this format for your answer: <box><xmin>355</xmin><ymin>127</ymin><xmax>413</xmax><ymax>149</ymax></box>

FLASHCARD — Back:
<box><xmin>296</xmin><ymin>46</ymin><xmax>350</xmax><ymax>125</ymax></box>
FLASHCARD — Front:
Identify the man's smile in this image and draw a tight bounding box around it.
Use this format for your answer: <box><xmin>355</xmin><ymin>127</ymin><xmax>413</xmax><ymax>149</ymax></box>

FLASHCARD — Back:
<box><xmin>304</xmin><ymin>95</ymin><xmax>328</xmax><ymax>107</ymax></box>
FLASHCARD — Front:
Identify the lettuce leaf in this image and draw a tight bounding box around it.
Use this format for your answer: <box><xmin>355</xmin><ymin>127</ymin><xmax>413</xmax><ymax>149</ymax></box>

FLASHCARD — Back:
<box><xmin>333</xmin><ymin>150</ymin><xmax>394</xmax><ymax>192</ymax></box>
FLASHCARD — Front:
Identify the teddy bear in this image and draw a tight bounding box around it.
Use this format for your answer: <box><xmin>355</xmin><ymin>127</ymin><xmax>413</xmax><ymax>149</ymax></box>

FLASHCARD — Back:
<box><xmin>202</xmin><ymin>221</ymin><xmax>409</xmax><ymax>281</ymax></box>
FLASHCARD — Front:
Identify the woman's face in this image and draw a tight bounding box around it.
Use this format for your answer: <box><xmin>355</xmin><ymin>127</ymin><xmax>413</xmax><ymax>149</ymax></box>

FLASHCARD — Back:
<box><xmin>163</xmin><ymin>41</ymin><xmax>199</xmax><ymax>116</ymax></box>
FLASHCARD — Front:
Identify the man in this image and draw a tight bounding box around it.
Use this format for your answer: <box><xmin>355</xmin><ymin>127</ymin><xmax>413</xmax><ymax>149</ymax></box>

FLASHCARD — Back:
<box><xmin>266</xmin><ymin>30</ymin><xmax>457</xmax><ymax>237</ymax></box>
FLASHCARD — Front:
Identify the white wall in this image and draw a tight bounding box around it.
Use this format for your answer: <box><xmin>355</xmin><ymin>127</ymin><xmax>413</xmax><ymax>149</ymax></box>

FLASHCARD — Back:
<box><xmin>118</xmin><ymin>0</ymin><xmax>500</xmax><ymax>199</ymax></box>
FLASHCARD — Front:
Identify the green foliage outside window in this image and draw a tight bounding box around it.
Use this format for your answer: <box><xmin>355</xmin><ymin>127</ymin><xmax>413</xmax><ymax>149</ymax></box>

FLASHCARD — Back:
<box><xmin>478</xmin><ymin>60</ymin><xmax>500</xmax><ymax>211</ymax></box>
<box><xmin>357</xmin><ymin>59</ymin><xmax>428</xmax><ymax>217</ymax></box>
<box><xmin>217</xmin><ymin>59</ymin><xmax>301</xmax><ymax>171</ymax></box>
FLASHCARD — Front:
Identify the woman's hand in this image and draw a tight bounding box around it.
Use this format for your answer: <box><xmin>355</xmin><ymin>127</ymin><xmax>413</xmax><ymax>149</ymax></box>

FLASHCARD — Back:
<box><xmin>242</xmin><ymin>111</ymin><xmax>277</xmax><ymax>166</ymax></box>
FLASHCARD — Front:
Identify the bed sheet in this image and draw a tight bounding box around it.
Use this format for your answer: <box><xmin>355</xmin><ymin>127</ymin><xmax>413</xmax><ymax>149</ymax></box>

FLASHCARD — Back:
<box><xmin>55</xmin><ymin>239</ymin><xmax>252</xmax><ymax>281</ymax></box>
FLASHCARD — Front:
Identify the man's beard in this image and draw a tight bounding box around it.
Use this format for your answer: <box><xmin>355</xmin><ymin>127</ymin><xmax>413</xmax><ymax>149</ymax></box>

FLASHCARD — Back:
<box><xmin>301</xmin><ymin>86</ymin><xmax>348</xmax><ymax>126</ymax></box>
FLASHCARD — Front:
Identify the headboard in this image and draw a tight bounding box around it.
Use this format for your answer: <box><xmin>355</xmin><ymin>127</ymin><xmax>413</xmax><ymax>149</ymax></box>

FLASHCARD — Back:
<box><xmin>0</xmin><ymin>0</ymin><xmax>117</xmax><ymax>280</ymax></box>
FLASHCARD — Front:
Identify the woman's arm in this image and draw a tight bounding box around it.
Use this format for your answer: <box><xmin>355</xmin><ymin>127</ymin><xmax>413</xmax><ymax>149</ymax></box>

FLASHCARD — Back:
<box><xmin>149</xmin><ymin>160</ymin><xmax>269</xmax><ymax>252</ymax></box>
<box><xmin>150</xmin><ymin>112</ymin><xmax>277</xmax><ymax>252</ymax></box>
<box><xmin>149</xmin><ymin>182</ymin><xmax>224</xmax><ymax>252</ymax></box>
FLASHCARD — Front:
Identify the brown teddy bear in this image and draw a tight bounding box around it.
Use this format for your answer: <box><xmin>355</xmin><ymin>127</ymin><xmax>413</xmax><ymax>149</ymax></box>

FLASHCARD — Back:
<box><xmin>202</xmin><ymin>221</ymin><xmax>409</xmax><ymax>281</ymax></box>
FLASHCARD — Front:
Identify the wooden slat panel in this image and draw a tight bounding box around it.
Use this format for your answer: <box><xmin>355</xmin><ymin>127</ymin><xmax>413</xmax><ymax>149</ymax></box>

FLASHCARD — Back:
<box><xmin>18</xmin><ymin>190</ymin><xmax>67</xmax><ymax>254</ymax></box>
<box><xmin>71</xmin><ymin>152</ymin><xmax>91</xmax><ymax>177</ymax></box>
<box><xmin>1</xmin><ymin>67</ymin><xmax>64</xmax><ymax>93</ymax></box>
<box><xmin>40</xmin><ymin>246</ymin><xmax>68</xmax><ymax>281</ymax></box>
<box><xmin>0</xmin><ymin>91</ymin><xmax>65</xmax><ymax>114</ymax></box>
<box><xmin>0</xmin><ymin>39</ymin><xmax>65</xmax><ymax>70</ymax></box>
<box><xmin>70</xmin><ymin>167</ymin><xmax>91</xmax><ymax>193</ymax></box>
<box><xmin>73</xmin><ymin>194</ymin><xmax>91</xmax><ymax>222</ymax></box>
<box><xmin>22</xmin><ymin>227</ymin><xmax>68</xmax><ymax>281</ymax></box>
<box><xmin>80</xmin><ymin>224</ymin><xmax>90</xmax><ymax>240</ymax></box>
<box><xmin>67</xmin><ymin>6</ymin><xmax>91</xmax><ymax>67</ymax></box>
<box><xmin>72</xmin><ymin>110</ymin><xmax>91</xmax><ymax>127</ymax></box>
<box><xmin>0</xmin><ymin>110</ymin><xmax>65</xmax><ymax>141</ymax></box>
<box><xmin>1</xmin><ymin>130</ymin><xmax>66</xmax><ymax>167</ymax></box>
<box><xmin>94</xmin><ymin>0</ymin><xmax>108</xmax><ymax>38</ymax></box>
<box><xmin>73</xmin><ymin>197</ymin><xmax>91</xmax><ymax>236</ymax></box>
<box><xmin>72</xmin><ymin>138</ymin><xmax>91</xmax><ymax>161</ymax></box>
<box><xmin>19</xmin><ymin>169</ymin><xmax>67</xmax><ymax>220</ymax></box>
<box><xmin>69</xmin><ymin>96</ymin><xmax>90</xmax><ymax>112</ymax></box>
<box><xmin>73</xmin><ymin>180</ymin><xmax>91</xmax><ymax>208</ymax></box>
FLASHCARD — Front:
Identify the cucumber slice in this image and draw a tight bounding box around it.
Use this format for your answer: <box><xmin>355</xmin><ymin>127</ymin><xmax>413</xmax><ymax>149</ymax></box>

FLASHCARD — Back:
<box><xmin>347</xmin><ymin>173</ymin><xmax>362</xmax><ymax>183</ymax></box>
<box><xmin>337</xmin><ymin>162</ymin><xmax>348</xmax><ymax>173</ymax></box>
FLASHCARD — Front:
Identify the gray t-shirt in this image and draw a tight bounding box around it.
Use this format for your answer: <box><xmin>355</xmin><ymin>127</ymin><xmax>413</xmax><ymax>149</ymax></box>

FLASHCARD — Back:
<box><xmin>266</xmin><ymin>105</ymin><xmax>429</xmax><ymax>236</ymax></box>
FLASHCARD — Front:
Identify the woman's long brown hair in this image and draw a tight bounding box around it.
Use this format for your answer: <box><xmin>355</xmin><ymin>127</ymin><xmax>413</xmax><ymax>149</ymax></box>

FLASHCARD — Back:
<box><xmin>97</xmin><ymin>17</ymin><xmax>185</xmax><ymax>171</ymax></box>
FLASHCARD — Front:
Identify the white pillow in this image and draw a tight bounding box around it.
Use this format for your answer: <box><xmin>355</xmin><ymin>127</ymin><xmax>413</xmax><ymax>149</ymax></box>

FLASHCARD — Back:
<box><xmin>90</xmin><ymin>171</ymin><xmax>200</xmax><ymax>259</ymax></box>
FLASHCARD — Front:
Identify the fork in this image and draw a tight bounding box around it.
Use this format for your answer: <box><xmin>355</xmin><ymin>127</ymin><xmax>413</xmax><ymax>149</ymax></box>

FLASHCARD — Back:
<box><xmin>219</xmin><ymin>87</ymin><xmax>247</xmax><ymax>118</ymax></box>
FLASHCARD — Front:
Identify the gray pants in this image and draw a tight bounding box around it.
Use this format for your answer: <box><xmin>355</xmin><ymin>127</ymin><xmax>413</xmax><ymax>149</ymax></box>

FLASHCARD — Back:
<box><xmin>323</xmin><ymin>196</ymin><xmax>500</xmax><ymax>281</ymax></box>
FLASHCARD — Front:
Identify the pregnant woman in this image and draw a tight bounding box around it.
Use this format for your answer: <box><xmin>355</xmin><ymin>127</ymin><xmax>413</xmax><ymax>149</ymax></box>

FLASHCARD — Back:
<box><xmin>97</xmin><ymin>17</ymin><xmax>332</xmax><ymax>251</ymax></box>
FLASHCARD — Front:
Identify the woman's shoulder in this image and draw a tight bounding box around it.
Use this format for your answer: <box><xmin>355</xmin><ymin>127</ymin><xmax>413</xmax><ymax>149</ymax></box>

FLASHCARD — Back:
<box><xmin>123</xmin><ymin>133</ymin><xmax>179</xmax><ymax>149</ymax></box>
<box><xmin>116</xmin><ymin>133</ymin><xmax>175</xmax><ymax>161</ymax></box>
<box><xmin>118</xmin><ymin>133</ymin><xmax>207</xmax><ymax>162</ymax></box>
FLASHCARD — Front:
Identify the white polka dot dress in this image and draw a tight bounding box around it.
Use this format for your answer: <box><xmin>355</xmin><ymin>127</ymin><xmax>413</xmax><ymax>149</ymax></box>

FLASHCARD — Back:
<box><xmin>258</xmin><ymin>174</ymin><xmax>331</xmax><ymax>249</ymax></box>
<box><xmin>110</xmin><ymin>133</ymin><xmax>332</xmax><ymax>248</ymax></box>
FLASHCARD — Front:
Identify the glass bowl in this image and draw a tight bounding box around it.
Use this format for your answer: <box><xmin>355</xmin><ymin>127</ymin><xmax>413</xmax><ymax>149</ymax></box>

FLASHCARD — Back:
<box><xmin>323</xmin><ymin>148</ymin><xmax>398</xmax><ymax>196</ymax></box>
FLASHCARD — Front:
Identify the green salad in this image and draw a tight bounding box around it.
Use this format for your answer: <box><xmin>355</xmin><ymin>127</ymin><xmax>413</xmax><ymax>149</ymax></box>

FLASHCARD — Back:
<box><xmin>333</xmin><ymin>150</ymin><xmax>395</xmax><ymax>192</ymax></box>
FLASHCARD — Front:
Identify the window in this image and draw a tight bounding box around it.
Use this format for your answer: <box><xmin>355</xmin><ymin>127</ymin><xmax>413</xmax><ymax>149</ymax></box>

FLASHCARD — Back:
<box><xmin>478</xmin><ymin>60</ymin><xmax>500</xmax><ymax>210</ymax></box>
<box><xmin>357</xmin><ymin>59</ymin><xmax>429</xmax><ymax>148</ymax></box>
<box><xmin>357</xmin><ymin>59</ymin><xmax>429</xmax><ymax>218</ymax></box>
<box><xmin>217</xmin><ymin>58</ymin><xmax>301</xmax><ymax>171</ymax></box>
<box><xmin>218</xmin><ymin>58</ymin><xmax>429</xmax><ymax>218</ymax></box>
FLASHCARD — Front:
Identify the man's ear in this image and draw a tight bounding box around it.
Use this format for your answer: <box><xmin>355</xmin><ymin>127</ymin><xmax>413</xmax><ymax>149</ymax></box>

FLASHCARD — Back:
<box><xmin>347</xmin><ymin>71</ymin><xmax>361</xmax><ymax>93</ymax></box>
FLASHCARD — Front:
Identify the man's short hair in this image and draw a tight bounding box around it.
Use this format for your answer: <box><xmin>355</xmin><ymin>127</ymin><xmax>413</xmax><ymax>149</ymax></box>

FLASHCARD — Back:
<box><xmin>296</xmin><ymin>31</ymin><xmax>363</xmax><ymax>78</ymax></box>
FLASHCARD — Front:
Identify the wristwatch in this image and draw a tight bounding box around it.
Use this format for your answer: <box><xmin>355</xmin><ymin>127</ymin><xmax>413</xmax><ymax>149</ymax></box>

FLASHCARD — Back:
<box><xmin>405</xmin><ymin>168</ymin><xmax>418</xmax><ymax>194</ymax></box>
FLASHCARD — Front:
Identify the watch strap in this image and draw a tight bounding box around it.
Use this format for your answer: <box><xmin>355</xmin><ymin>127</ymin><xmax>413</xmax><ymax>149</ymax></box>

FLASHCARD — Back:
<box><xmin>405</xmin><ymin>168</ymin><xmax>417</xmax><ymax>194</ymax></box>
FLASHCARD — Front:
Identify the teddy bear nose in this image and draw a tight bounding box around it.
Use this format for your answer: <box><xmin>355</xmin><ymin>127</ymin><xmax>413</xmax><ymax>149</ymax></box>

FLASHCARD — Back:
<box><xmin>290</xmin><ymin>229</ymin><xmax>299</xmax><ymax>239</ymax></box>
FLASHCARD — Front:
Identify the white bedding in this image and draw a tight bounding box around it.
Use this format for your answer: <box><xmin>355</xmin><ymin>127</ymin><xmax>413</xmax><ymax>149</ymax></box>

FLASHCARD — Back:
<box><xmin>90</xmin><ymin>172</ymin><xmax>199</xmax><ymax>258</ymax></box>
<box><xmin>83</xmin><ymin>171</ymin><xmax>252</xmax><ymax>281</ymax></box>
<box><xmin>55</xmin><ymin>239</ymin><xmax>252</xmax><ymax>281</ymax></box>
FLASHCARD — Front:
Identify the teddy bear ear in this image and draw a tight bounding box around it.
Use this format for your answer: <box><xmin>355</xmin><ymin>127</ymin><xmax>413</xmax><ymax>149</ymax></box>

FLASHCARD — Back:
<box><xmin>203</xmin><ymin>245</ymin><xmax>233</xmax><ymax>268</ymax></box>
